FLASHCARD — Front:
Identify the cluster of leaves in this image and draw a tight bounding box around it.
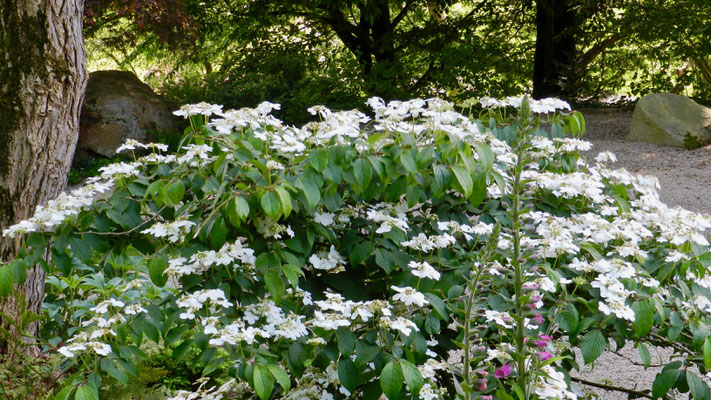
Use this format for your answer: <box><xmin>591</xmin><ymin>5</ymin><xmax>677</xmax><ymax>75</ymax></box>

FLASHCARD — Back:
<box><xmin>5</xmin><ymin>96</ymin><xmax>711</xmax><ymax>400</ymax></box>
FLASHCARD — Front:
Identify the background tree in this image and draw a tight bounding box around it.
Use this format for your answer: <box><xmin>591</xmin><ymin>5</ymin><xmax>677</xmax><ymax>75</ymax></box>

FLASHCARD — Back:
<box><xmin>81</xmin><ymin>0</ymin><xmax>710</xmax><ymax>114</ymax></box>
<box><xmin>0</xmin><ymin>0</ymin><xmax>87</xmax><ymax>355</ymax></box>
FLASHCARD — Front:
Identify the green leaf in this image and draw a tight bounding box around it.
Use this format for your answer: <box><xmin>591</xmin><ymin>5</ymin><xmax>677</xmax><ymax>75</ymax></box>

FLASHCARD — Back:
<box><xmin>0</xmin><ymin>265</ymin><xmax>13</xmax><ymax>297</ymax></box>
<box><xmin>374</xmin><ymin>248</ymin><xmax>394</xmax><ymax>274</ymax></box>
<box><xmin>496</xmin><ymin>389</ymin><xmax>514</xmax><ymax>400</ymax></box>
<box><xmin>450</xmin><ymin>165</ymin><xmax>473</xmax><ymax>197</ymax></box>
<box><xmin>353</xmin><ymin>158</ymin><xmax>373</xmax><ymax>190</ymax></box>
<box><xmin>210</xmin><ymin>217</ymin><xmax>228</xmax><ymax>248</ymax></box>
<box><xmin>74</xmin><ymin>384</ymin><xmax>99</xmax><ymax>400</ymax></box>
<box><xmin>632</xmin><ymin>300</ymin><xmax>654</xmax><ymax>338</ymax></box>
<box><xmin>148</xmin><ymin>257</ymin><xmax>168</xmax><ymax>287</ymax></box>
<box><xmin>166</xmin><ymin>181</ymin><xmax>185</xmax><ymax>205</ymax></box>
<box><xmin>380</xmin><ymin>361</ymin><xmax>404</xmax><ymax>400</ymax></box>
<box><xmin>143</xmin><ymin>321</ymin><xmax>161</xmax><ymax>343</ymax></box>
<box><xmin>227</xmin><ymin>196</ymin><xmax>250</xmax><ymax>226</ymax></box>
<box><xmin>350</xmin><ymin>241</ymin><xmax>373</xmax><ymax>266</ymax></box>
<box><xmin>580</xmin><ymin>330</ymin><xmax>606</xmax><ymax>364</ymax></box>
<box><xmin>308</xmin><ymin>149</ymin><xmax>328</xmax><ymax>171</ymax></box>
<box><xmin>423</xmin><ymin>293</ymin><xmax>448</xmax><ymax>322</ymax></box>
<box><xmin>100</xmin><ymin>358</ymin><xmax>129</xmax><ymax>385</ymax></box>
<box><xmin>261</xmin><ymin>190</ymin><xmax>282</xmax><ymax>220</ymax></box>
<box><xmin>557</xmin><ymin>303</ymin><xmax>579</xmax><ymax>334</ymax></box>
<box><xmin>702</xmin><ymin>338</ymin><xmax>711</xmax><ymax>372</ymax></box>
<box><xmin>400</xmin><ymin>360</ymin><xmax>423</xmax><ymax>395</ymax></box>
<box><xmin>475</xmin><ymin>143</ymin><xmax>495</xmax><ymax>170</ymax></box>
<box><xmin>355</xmin><ymin>341</ymin><xmax>381</xmax><ymax>366</ymax></box>
<box><xmin>146</xmin><ymin>181</ymin><xmax>165</xmax><ymax>206</ymax></box>
<box><xmin>265</xmin><ymin>269</ymin><xmax>286</xmax><ymax>305</ymax></box>
<box><xmin>253</xmin><ymin>364</ymin><xmax>275</xmax><ymax>400</ymax></box>
<box><xmin>275</xmin><ymin>185</ymin><xmax>293</xmax><ymax>218</ymax></box>
<box><xmin>638</xmin><ymin>342</ymin><xmax>651</xmax><ymax>369</ymax></box>
<box><xmin>336</xmin><ymin>327</ymin><xmax>356</xmax><ymax>355</ymax></box>
<box><xmin>338</xmin><ymin>358</ymin><xmax>359</xmax><ymax>393</ymax></box>
<box><xmin>400</xmin><ymin>150</ymin><xmax>418</xmax><ymax>175</ymax></box>
<box><xmin>55</xmin><ymin>385</ymin><xmax>75</xmax><ymax>400</ymax></box>
<box><xmin>687</xmin><ymin>372</ymin><xmax>710</xmax><ymax>399</ymax></box>
<box><xmin>282</xmin><ymin>264</ymin><xmax>304</xmax><ymax>287</ymax></box>
<box><xmin>652</xmin><ymin>367</ymin><xmax>679</xmax><ymax>398</ymax></box>
<box><xmin>698</xmin><ymin>252</ymin><xmax>711</xmax><ymax>268</ymax></box>
<box><xmin>296</xmin><ymin>177</ymin><xmax>320</xmax><ymax>210</ymax></box>
<box><xmin>265</xmin><ymin>364</ymin><xmax>291</xmax><ymax>393</ymax></box>
<box><xmin>172</xmin><ymin>339</ymin><xmax>193</xmax><ymax>361</ymax></box>
<box><xmin>425</xmin><ymin>314</ymin><xmax>440</xmax><ymax>334</ymax></box>
<box><xmin>164</xmin><ymin>326</ymin><xmax>188</xmax><ymax>346</ymax></box>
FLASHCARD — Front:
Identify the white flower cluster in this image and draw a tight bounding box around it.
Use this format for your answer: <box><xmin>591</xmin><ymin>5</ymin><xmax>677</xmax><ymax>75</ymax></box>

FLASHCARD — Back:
<box><xmin>479</xmin><ymin>96</ymin><xmax>571</xmax><ymax>113</ymax></box>
<box><xmin>168</xmin><ymin>378</ymin><xmax>246</xmax><ymax>400</ymax></box>
<box><xmin>535</xmin><ymin>365</ymin><xmax>578</xmax><ymax>399</ymax></box>
<box><xmin>164</xmin><ymin>238</ymin><xmax>256</xmax><ymax>279</ymax></box>
<box><xmin>524</xmin><ymin>171</ymin><xmax>608</xmax><ymax>203</ymax></box>
<box><xmin>284</xmin><ymin>362</ymin><xmax>354</xmax><ymax>400</ymax></box>
<box><xmin>256</xmin><ymin>216</ymin><xmax>295</xmax><ymax>239</ymax></box>
<box><xmin>142</xmin><ymin>217</ymin><xmax>196</xmax><ymax>243</ymax></box>
<box><xmin>365</xmin><ymin>202</ymin><xmax>412</xmax><ymax>234</ymax></box>
<box><xmin>173</xmin><ymin>102</ymin><xmax>224</xmax><ymax>118</ymax></box>
<box><xmin>308</xmin><ymin>245</ymin><xmax>347</xmax><ymax>272</ymax></box>
<box><xmin>407</xmin><ymin>261</ymin><xmax>441</xmax><ymax>280</ymax></box>
<box><xmin>3</xmin><ymin>176</ymin><xmax>114</xmax><ymax>238</ymax></box>
<box><xmin>58</xmin><ymin>297</ymin><xmax>147</xmax><ymax>358</ymax></box>
<box><xmin>176</xmin><ymin>289</ymin><xmax>233</xmax><ymax>320</ymax></box>
<box><xmin>401</xmin><ymin>232</ymin><xmax>456</xmax><ymax>252</ymax></box>
<box><xmin>208</xmin><ymin>299</ymin><xmax>309</xmax><ymax>346</ymax></box>
<box><xmin>116</xmin><ymin>139</ymin><xmax>168</xmax><ymax>153</ymax></box>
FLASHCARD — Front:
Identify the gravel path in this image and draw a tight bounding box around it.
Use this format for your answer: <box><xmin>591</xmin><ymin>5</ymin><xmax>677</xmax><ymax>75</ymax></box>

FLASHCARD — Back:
<box><xmin>581</xmin><ymin>108</ymin><xmax>711</xmax><ymax>215</ymax></box>
<box><xmin>569</xmin><ymin>108</ymin><xmax>711</xmax><ymax>399</ymax></box>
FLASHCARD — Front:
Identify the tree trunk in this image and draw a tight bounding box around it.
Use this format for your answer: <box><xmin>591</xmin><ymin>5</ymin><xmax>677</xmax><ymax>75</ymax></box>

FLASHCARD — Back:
<box><xmin>0</xmin><ymin>0</ymin><xmax>87</xmax><ymax>355</ymax></box>
<box><xmin>532</xmin><ymin>0</ymin><xmax>577</xmax><ymax>99</ymax></box>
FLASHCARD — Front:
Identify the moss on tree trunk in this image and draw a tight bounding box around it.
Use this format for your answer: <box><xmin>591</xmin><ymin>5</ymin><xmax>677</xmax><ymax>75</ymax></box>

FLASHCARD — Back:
<box><xmin>0</xmin><ymin>0</ymin><xmax>87</xmax><ymax>356</ymax></box>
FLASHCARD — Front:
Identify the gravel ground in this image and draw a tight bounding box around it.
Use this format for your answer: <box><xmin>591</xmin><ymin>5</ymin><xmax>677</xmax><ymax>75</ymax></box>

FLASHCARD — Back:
<box><xmin>569</xmin><ymin>108</ymin><xmax>711</xmax><ymax>399</ymax></box>
<box><xmin>580</xmin><ymin>108</ymin><xmax>711</xmax><ymax>215</ymax></box>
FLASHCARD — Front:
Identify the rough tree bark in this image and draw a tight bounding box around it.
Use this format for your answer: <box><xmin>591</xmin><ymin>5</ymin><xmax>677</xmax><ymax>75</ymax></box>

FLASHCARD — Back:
<box><xmin>0</xmin><ymin>0</ymin><xmax>87</xmax><ymax>355</ymax></box>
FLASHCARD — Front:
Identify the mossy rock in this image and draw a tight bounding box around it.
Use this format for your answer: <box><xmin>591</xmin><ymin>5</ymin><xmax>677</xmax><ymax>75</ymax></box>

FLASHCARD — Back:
<box><xmin>627</xmin><ymin>92</ymin><xmax>711</xmax><ymax>147</ymax></box>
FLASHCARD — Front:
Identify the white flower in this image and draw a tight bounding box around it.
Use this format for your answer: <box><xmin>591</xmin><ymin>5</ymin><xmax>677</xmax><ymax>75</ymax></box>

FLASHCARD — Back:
<box><xmin>407</xmin><ymin>261</ymin><xmax>441</xmax><ymax>280</ymax></box>
<box><xmin>309</xmin><ymin>246</ymin><xmax>347</xmax><ymax>272</ymax></box>
<box><xmin>116</xmin><ymin>139</ymin><xmax>148</xmax><ymax>153</ymax></box>
<box><xmin>314</xmin><ymin>211</ymin><xmax>335</xmax><ymax>227</ymax></box>
<box><xmin>310</xmin><ymin>310</ymin><xmax>351</xmax><ymax>330</ymax></box>
<box><xmin>381</xmin><ymin>316</ymin><xmax>419</xmax><ymax>336</ymax></box>
<box><xmin>665</xmin><ymin>250</ymin><xmax>689</xmax><ymax>263</ymax></box>
<box><xmin>266</xmin><ymin>160</ymin><xmax>285</xmax><ymax>170</ymax></box>
<box><xmin>401</xmin><ymin>233</ymin><xmax>436</xmax><ymax>252</ymax></box>
<box><xmin>391</xmin><ymin>286</ymin><xmax>429</xmax><ymax>307</ymax></box>
<box><xmin>173</xmin><ymin>102</ymin><xmax>223</xmax><ymax>118</ymax></box>
<box><xmin>142</xmin><ymin>218</ymin><xmax>195</xmax><ymax>243</ymax></box>
<box><xmin>91</xmin><ymin>298</ymin><xmax>125</xmax><ymax>314</ymax></box>
<box><xmin>595</xmin><ymin>151</ymin><xmax>617</xmax><ymax>164</ymax></box>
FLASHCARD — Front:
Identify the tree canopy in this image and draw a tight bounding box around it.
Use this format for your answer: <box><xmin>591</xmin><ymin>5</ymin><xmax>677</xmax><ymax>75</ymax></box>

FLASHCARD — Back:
<box><xmin>84</xmin><ymin>0</ymin><xmax>710</xmax><ymax>118</ymax></box>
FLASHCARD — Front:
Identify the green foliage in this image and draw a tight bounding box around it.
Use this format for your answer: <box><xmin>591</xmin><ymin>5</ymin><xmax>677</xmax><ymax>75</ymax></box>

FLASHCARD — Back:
<box><xmin>0</xmin><ymin>353</ymin><xmax>66</xmax><ymax>400</ymax></box>
<box><xmin>5</xmin><ymin>96</ymin><xmax>711</xmax><ymax>399</ymax></box>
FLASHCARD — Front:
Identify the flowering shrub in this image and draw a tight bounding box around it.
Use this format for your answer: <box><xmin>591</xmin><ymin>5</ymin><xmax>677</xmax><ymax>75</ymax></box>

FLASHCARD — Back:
<box><xmin>3</xmin><ymin>95</ymin><xmax>711</xmax><ymax>400</ymax></box>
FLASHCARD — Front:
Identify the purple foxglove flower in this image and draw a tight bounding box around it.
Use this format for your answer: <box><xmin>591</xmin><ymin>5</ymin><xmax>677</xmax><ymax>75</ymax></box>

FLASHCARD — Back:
<box><xmin>494</xmin><ymin>364</ymin><xmax>512</xmax><ymax>378</ymax></box>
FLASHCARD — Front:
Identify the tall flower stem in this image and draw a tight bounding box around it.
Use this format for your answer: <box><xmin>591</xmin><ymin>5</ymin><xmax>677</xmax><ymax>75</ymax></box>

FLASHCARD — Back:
<box><xmin>511</xmin><ymin>114</ymin><xmax>532</xmax><ymax>399</ymax></box>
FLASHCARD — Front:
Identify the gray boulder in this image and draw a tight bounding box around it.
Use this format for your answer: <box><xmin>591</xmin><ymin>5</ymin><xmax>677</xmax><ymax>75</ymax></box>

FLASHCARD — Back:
<box><xmin>78</xmin><ymin>70</ymin><xmax>180</xmax><ymax>158</ymax></box>
<box><xmin>627</xmin><ymin>93</ymin><xmax>711</xmax><ymax>147</ymax></box>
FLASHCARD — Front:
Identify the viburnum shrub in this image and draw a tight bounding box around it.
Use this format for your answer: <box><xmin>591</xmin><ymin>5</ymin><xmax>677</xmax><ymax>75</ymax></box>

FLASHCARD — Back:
<box><xmin>3</xmin><ymin>95</ymin><xmax>711</xmax><ymax>400</ymax></box>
